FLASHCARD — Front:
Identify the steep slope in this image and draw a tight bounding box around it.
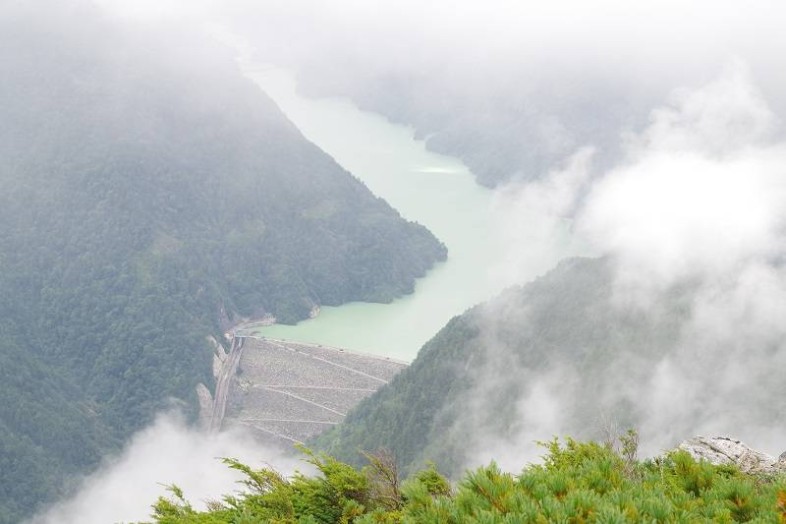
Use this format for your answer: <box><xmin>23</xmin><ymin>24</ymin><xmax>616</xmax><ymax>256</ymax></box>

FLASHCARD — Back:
<box><xmin>0</xmin><ymin>3</ymin><xmax>444</xmax><ymax>521</ymax></box>
<box><xmin>317</xmin><ymin>257</ymin><xmax>786</xmax><ymax>476</ymax></box>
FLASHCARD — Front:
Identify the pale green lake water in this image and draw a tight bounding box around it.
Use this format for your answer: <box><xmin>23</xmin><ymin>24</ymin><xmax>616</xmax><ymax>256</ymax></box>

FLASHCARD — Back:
<box><xmin>242</xmin><ymin>65</ymin><xmax>578</xmax><ymax>361</ymax></box>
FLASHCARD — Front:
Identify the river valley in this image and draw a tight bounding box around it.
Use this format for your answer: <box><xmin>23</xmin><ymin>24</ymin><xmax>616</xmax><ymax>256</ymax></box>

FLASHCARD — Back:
<box><xmin>242</xmin><ymin>65</ymin><xmax>580</xmax><ymax>361</ymax></box>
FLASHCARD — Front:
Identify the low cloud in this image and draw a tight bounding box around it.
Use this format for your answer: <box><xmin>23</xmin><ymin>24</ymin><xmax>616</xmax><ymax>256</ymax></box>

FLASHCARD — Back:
<box><xmin>459</xmin><ymin>61</ymin><xmax>786</xmax><ymax>471</ymax></box>
<box><xmin>28</xmin><ymin>414</ymin><xmax>302</xmax><ymax>524</ymax></box>
<box><xmin>489</xmin><ymin>146</ymin><xmax>596</xmax><ymax>288</ymax></box>
<box><xmin>580</xmin><ymin>62</ymin><xmax>785</xmax><ymax>291</ymax></box>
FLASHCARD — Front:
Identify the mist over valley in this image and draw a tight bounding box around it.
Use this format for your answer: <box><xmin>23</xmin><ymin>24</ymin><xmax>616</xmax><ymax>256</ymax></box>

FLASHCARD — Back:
<box><xmin>1</xmin><ymin>1</ymin><xmax>785</xmax><ymax>522</ymax></box>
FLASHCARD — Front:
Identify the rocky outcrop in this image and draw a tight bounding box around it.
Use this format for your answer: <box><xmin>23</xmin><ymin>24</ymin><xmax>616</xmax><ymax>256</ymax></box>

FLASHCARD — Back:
<box><xmin>679</xmin><ymin>436</ymin><xmax>786</xmax><ymax>475</ymax></box>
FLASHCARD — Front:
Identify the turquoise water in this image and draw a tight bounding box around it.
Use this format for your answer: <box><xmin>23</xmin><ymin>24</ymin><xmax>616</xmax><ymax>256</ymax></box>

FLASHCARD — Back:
<box><xmin>242</xmin><ymin>66</ymin><xmax>576</xmax><ymax>361</ymax></box>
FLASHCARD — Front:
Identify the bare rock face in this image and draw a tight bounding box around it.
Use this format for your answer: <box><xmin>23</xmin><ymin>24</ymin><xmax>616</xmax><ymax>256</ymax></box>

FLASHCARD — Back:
<box><xmin>679</xmin><ymin>436</ymin><xmax>786</xmax><ymax>475</ymax></box>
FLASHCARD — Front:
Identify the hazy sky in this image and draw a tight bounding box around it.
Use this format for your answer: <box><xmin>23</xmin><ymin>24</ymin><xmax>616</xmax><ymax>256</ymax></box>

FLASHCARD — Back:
<box><xmin>94</xmin><ymin>0</ymin><xmax>786</xmax><ymax>186</ymax></box>
<box><xmin>95</xmin><ymin>0</ymin><xmax>786</xmax><ymax>112</ymax></box>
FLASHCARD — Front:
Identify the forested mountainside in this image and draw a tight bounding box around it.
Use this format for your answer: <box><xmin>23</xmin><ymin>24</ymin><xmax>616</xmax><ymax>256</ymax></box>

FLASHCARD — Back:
<box><xmin>0</xmin><ymin>4</ymin><xmax>444</xmax><ymax>521</ymax></box>
<box><xmin>316</xmin><ymin>257</ymin><xmax>786</xmax><ymax>477</ymax></box>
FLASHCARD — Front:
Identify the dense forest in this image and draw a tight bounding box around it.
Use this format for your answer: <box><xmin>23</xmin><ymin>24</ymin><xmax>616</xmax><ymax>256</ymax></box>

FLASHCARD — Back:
<box><xmin>0</xmin><ymin>4</ymin><xmax>444</xmax><ymax>522</ymax></box>
<box><xmin>148</xmin><ymin>437</ymin><xmax>786</xmax><ymax>522</ymax></box>
<box><xmin>315</xmin><ymin>257</ymin><xmax>786</xmax><ymax>478</ymax></box>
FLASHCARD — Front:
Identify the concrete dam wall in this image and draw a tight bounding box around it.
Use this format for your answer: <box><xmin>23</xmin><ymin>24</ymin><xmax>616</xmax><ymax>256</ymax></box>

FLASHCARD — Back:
<box><xmin>217</xmin><ymin>337</ymin><xmax>407</xmax><ymax>446</ymax></box>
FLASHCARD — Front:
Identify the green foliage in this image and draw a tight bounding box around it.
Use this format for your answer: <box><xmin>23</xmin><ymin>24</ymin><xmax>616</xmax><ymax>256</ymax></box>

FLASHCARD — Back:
<box><xmin>152</xmin><ymin>449</ymin><xmax>375</xmax><ymax>524</ymax></box>
<box><xmin>0</xmin><ymin>4</ymin><xmax>445</xmax><ymax>521</ymax></box>
<box><xmin>312</xmin><ymin>313</ymin><xmax>482</xmax><ymax>475</ymax></box>
<box><xmin>146</xmin><ymin>439</ymin><xmax>786</xmax><ymax>523</ymax></box>
<box><xmin>408</xmin><ymin>463</ymin><xmax>452</xmax><ymax>497</ymax></box>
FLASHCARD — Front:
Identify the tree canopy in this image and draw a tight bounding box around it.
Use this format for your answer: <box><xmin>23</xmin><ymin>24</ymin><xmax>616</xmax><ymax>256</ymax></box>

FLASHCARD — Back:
<box><xmin>0</xmin><ymin>3</ymin><xmax>444</xmax><ymax>521</ymax></box>
<box><xmin>147</xmin><ymin>437</ymin><xmax>786</xmax><ymax>523</ymax></box>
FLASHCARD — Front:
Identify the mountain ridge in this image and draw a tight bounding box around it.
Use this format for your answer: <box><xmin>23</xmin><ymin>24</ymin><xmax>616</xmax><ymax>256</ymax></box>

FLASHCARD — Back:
<box><xmin>0</xmin><ymin>4</ymin><xmax>445</xmax><ymax>521</ymax></box>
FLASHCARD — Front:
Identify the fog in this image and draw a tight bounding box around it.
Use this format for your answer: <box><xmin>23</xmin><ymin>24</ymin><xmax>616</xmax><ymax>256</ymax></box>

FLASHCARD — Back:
<box><xmin>70</xmin><ymin>0</ymin><xmax>786</xmax><ymax>471</ymax></box>
<box><xmin>96</xmin><ymin>0</ymin><xmax>786</xmax><ymax>186</ymax></box>
<box><xmin>460</xmin><ymin>61</ymin><xmax>786</xmax><ymax>470</ymax></box>
<box><xmin>583</xmin><ymin>61</ymin><xmax>783</xmax><ymax>287</ymax></box>
<box><xmin>11</xmin><ymin>0</ymin><xmax>786</xmax><ymax>518</ymax></box>
<box><xmin>27</xmin><ymin>414</ymin><xmax>303</xmax><ymax>524</ymax></box>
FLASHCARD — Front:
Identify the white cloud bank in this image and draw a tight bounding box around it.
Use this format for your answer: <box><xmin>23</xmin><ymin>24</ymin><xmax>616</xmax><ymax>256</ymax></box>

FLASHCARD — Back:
<box><xmin>28</xmin><ymin>414</ymin><xmax>302</xmax><ymax>524</ymax></box>
<box><xmin>463</xmin><ymin>62</ymin><xmax>786</xmax><ymax>469</ymax></box>
<box><xmin>580</xmin><ymin>62</ymin><xmax>785</xmax><ymax>289</ymax></box>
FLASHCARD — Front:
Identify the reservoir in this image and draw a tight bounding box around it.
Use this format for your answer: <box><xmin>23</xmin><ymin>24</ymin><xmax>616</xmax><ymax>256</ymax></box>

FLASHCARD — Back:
<box><xmin>242</xmin><ymin>65</ymin><xmax>578</xmax><ymax>361</ymax></box>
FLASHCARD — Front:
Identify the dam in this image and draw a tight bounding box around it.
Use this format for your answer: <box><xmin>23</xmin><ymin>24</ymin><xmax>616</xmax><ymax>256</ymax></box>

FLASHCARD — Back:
<box><xmin>206</xmin><ymin>337</ymin><xmax>406</xmax><ymax>446</ymax></box>
<box><xmin>199</xmin><ymin>63</ymin><xmax>577</xmax><ymax>447</ymax></box>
